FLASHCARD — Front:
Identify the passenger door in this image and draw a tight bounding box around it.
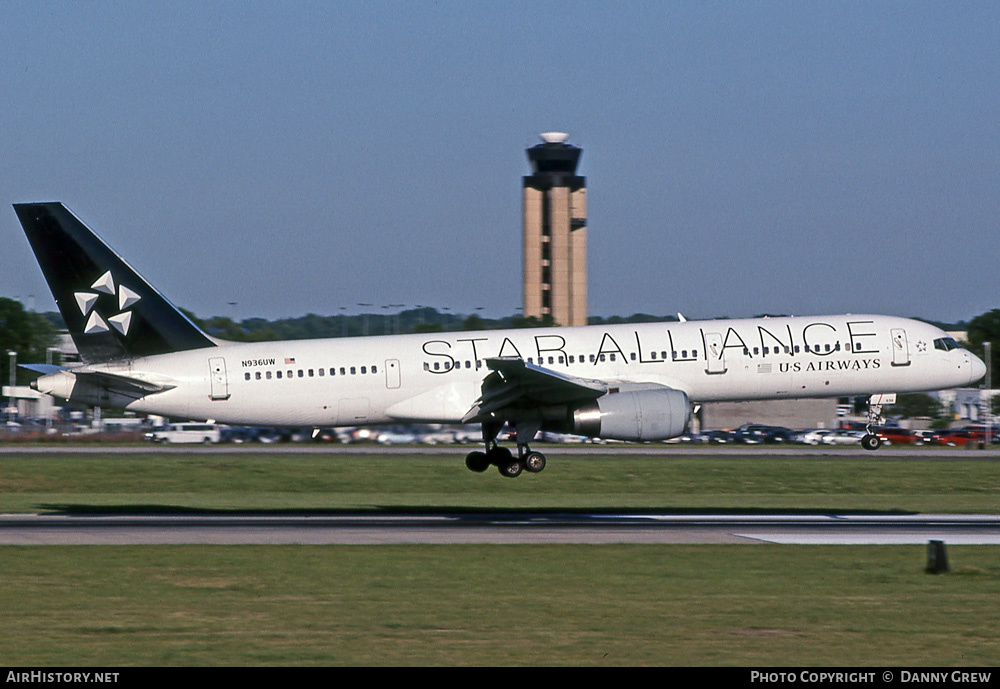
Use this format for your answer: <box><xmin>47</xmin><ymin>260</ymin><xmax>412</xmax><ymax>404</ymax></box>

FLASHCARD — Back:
<box><xmin>891</xmin><ymin>328</ymin><xmax>910</xmax><ymax>367</ymax></box>
<box><xmin>209</xmin><ymin>357</ymin><xmax>230</xmax><ymax>400</ymax></box>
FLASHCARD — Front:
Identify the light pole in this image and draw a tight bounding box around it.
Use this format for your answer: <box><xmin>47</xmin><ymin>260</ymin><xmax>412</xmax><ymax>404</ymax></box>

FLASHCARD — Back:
<box><xmin>390</xmin><ymin>304</ymin><xmax>405</xmax><ymax>334</ymax></box>
<box><xmin>46</xmin><ymin>347</ymin><xmax>59</xmax><ymax>430</ymax></box>
<box><xmin>7</xmin><ymin>350</ymin><xmax>16</xmax><ymax>420</ymax></box>
<box><xmin>357</xmin><ymin>303</ymin><xmax>372</xmax><ymax>336</ymax></box>
<box><xmin>984</xmin><ymin>342</ymin><xmax>992</xmax><ymax>445</ymax></box>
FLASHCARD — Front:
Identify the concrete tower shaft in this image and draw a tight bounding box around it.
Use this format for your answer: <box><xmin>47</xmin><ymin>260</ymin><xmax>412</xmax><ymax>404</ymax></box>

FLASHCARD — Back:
<box><xmin>522</xmin><ymin>133</ymin><xmax>587</xmax><ymax>327</ymax></box>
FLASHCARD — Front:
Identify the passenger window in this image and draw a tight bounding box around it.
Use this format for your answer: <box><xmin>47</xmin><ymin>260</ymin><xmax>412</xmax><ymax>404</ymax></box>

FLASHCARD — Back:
<box><xmin>340</xmin><ymin>367</ymin><xmax>346</xmax><ymax>375</ymax></box>
<box><xmin>308</xmin><ymin>369</ymin><xmax>314</xmax><ymax>377</ymax></box>
<box><xmin>361</xmin><ymin>366</ymin><xmax>367</xmax><ymax>374</ymax></box>
<box><xmin>298</xmin><ymin>370</ymin><xmax>304</xmax><ymax>378</ymax></box>
<box><xmin>350</xmin><ymin>366</ymin><xmax>357</xmax><ymax>374</ymax></box>
<box><xmin>255</xmin><ymin>372</ymin><xmax>262</xmax><ymax>380</ymax></box>
<box><xmin>319</xmin><ymin>369</ymin><xmax>324</xmax><ymax>376</ymax></box>
<box><xmin>244</xmin><ymin>373</ymin><xmax>250</xmax><ymax>381</ymax></box>
<box><xmin>266</xmin><ymin>371</ymin><xmax>272</xmax><ymax>379</ymax></box>
<box><xmin>372</xmin><ymin>365</ymin><xmax>377</xmax><ymax>373</ymax></box>
<box><xmin>277</xmin><ymin>371</ymin><xmax>283</xmax><ymax>379</ymax></box>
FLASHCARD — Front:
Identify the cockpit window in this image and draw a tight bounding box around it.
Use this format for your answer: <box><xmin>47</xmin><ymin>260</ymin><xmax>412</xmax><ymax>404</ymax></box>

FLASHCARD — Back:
<box><xmin>934</xmin><ymin>337</ymin><xmax>960</xmax><ymax>352</ymax></box>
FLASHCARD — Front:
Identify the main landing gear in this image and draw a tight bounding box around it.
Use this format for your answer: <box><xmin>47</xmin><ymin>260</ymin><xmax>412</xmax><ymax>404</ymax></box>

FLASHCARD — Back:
<box><xmin>464</xmin><ymin>421</ymin><xmax>547</xmax><ymax>478</ymax></box>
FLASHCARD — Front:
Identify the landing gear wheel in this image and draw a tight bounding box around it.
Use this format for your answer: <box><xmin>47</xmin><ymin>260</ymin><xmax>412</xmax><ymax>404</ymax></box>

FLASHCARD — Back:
<box><xmin>486</xmin><ymin>446</ymin><xmax>513</xmax><ymax>466</ymax></box>
<box><xmin>861</xmin><ymin>434</ymin><xmax>882</xmax><ymax>451</ymax></box>
<box><xmin>498</xmin><ymin>459</ymin><xmax>523</xmax><ymax>478</ymax></box>
<box><xmin>465</xmin><ymin>451</ymin><xmax>490</xmax><ymax>472</ymax></box>
<box><xmin>523</xmin><ymin>451</ymin><xmax>546</xmax><ymax>473</ymax></box>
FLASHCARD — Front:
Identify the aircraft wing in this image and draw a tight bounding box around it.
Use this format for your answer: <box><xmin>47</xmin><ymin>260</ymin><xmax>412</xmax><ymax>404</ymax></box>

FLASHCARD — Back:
<box><xmin>463</xmin><ymin>357</ymin><xmax>608</xmax><ymax>423</ymax></box>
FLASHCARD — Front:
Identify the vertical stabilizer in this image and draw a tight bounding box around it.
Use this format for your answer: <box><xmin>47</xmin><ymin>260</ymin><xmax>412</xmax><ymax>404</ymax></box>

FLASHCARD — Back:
<box><xmin>14</xmin><ymin>202</ymin><xmax>215</xmax><ymax>362</ymax></box>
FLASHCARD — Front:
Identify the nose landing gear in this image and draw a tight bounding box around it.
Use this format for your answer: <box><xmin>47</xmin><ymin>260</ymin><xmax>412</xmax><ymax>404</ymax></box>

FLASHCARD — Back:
<box><xmin>861</xmin><ymin>394</ymin><xmax>894</xmax><ymax>451</ymax></box>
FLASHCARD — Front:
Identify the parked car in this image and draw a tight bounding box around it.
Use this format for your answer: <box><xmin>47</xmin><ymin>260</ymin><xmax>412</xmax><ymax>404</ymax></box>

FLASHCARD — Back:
<box><xmin>873</xmin><ymin>427</ymin><xmax>919</xmax><ymax>445</ymax></box>
<box><xmin>793</xmin><ymin>429</ymin><xmax>833</xmax><ymax>445</ymax></box>
<box><xmin>147</xmin><ymin>423</ymin><xmax>221</xmax><ymax>444</ymax></box>
<box><xmin>820</xmin><ymin>430</ymin><xmax>865</xmax><ymax>445</ymax></box>
<box><xmin>934</xmin><ymin>430</ymin><xmax>985</xmax><ymax>447</ymax></box>
<box><xmin>701</xmin><ymin>430</ymin><xmax>736</xmax><ymax>444</ymax></box>
<box><xmin>729</xmin><ymin>424</ymin><xmax>793</xmax><ymax>444</ymax></box>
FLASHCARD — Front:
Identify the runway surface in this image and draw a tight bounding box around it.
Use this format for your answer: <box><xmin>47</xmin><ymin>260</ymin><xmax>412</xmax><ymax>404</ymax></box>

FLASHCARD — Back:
<box><xmin>2</xmin><ymin>444</ymin><xmax>997</xmax><ymax>545</ymax></box>
<box><xmin>3</xmin><ymin>443</ymin><xmax>1000</xmax><ymax>458</ymax></box>
<box><xmin>2</xmin><ymin>513</ymin><xmax>999</xmax><ymax>545</ymax></box>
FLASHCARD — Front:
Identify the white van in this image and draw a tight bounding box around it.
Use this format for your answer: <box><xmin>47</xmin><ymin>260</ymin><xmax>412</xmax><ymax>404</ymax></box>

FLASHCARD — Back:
<box><xmin>148</xmin><ymin>423</ymin><xmax>221</xmax><ymax>444</ymax></box>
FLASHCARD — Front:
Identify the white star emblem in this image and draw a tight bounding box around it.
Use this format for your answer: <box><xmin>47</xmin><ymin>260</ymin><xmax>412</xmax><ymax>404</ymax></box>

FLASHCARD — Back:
<box><xmin>74</xmin><ymin>270</ymin><xmax>141</xmax><ymax>336</ymax></box>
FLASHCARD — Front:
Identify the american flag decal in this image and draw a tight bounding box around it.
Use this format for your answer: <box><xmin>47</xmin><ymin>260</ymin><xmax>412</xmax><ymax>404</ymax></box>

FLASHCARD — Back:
<box><xmin>284</xmin><ymin>357</ymin><xmax>296</xmax><ymax>365</ymax></box>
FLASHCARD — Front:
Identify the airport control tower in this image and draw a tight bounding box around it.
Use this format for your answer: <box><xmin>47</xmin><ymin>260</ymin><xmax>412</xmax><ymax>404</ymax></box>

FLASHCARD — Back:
<box><xmin>522</xmin><ymin>132</ymin><xmax>587</xmax><ymax>327</ymax></box>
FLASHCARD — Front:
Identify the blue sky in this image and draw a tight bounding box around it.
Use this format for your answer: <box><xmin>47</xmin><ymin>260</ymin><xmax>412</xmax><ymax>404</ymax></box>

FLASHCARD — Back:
<box><xmin>3</xmin><ymin>1</ymin><xmax>998</xmax><ymax>323</ymax></box>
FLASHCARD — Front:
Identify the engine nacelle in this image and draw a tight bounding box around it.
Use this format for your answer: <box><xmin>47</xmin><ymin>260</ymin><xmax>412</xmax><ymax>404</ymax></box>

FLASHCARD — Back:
<box><xmin>571</xmin><ymin>388</ymin><xmax>690</xmax><ymax>442</ymax></box>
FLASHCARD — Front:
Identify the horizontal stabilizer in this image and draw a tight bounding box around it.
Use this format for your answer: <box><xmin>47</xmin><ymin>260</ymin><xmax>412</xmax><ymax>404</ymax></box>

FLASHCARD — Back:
<box><xmin>19</xmin><ymin>363</ymin><xmax>65</xmax><ymax>376</ymax></box>
<box><xmin>76</xmin><ymin>370</ymin><xmax>176</xmax><ymax>396</ymax></box>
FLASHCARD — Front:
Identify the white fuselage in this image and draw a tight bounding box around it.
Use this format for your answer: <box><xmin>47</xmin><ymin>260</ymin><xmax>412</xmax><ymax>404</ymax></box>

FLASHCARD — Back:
<box><xmin>43</xmin><ymin>314</ymin><xmax>984</xmax><ymax>427</ymax></box>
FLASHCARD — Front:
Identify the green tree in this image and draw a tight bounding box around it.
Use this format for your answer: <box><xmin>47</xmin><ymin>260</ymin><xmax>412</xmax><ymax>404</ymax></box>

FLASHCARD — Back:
<box><xmin>0</xmin><ymin>298</ymin><xmax>57</xmax><ymax>384</ymax></box>
<box><xmin>462</xmin><ymin>314</ymin><xmax>485</xmax><ymax>331</ymax></box>
<box><xmin>967</xmin><ymin>309</ymin><xmax>1000</xmax><ymax>388</ymax></box>
<box><xmin>892</xmin><ymin>393</ymin><xmax>946</xmax><ymax>420</ymax></box>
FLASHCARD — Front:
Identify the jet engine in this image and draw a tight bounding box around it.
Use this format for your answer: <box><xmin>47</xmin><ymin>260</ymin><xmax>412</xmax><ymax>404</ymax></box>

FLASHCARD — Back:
<box><xmin>571</xmin><ymin>387</ymin><xmax>690</xmax><ymax>442</ymax></box>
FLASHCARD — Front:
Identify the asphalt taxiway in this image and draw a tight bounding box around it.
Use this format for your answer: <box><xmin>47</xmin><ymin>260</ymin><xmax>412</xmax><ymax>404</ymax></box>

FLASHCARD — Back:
<box><xmin>2</xmin><ymin>513</ymin><xmax>999</xmax><ymax>545</ymax></box>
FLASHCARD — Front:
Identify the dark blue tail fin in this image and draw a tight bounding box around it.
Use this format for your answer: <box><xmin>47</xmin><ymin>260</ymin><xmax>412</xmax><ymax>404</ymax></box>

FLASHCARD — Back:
<box><xmin>14</xmin><ymin>202</ymin><xmax>215</xmax><ymax>363</ymax></box>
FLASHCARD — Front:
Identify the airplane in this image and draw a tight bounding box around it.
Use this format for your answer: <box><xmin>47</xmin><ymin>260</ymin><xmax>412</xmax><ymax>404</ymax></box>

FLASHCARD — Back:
<box><xmin>14</xmin><ymin>202</ymin><xmax>988</xmax><ymax>477</ymax></box>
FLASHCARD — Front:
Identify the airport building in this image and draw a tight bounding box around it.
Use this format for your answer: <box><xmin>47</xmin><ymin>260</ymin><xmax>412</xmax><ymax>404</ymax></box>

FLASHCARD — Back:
<box><xmin>523</xmin><ymin>133</ymin><xmax>588</xmax><ymax>327</ymax></box>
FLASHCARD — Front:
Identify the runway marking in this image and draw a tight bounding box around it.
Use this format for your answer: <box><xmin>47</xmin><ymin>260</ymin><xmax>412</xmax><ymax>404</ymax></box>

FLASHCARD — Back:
<box><xmin>741</xmin><ymin>534</ymin><xmax>1000</xmax><ymax>545</ymax></box>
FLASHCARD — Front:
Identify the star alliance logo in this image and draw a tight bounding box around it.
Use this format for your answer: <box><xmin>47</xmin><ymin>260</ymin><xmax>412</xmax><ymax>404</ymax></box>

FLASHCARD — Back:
<box><xmin>74</xmin><ymin>270</ymin><xmax>141</xmax><ymax>337</ymax></box>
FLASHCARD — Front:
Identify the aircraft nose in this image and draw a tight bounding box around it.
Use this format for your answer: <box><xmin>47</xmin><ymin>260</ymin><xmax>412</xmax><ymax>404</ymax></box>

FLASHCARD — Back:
<box><xmin>968</xmin><ymin>352</ymin><xmax>987</xmax><ymax>385</ymax></box>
